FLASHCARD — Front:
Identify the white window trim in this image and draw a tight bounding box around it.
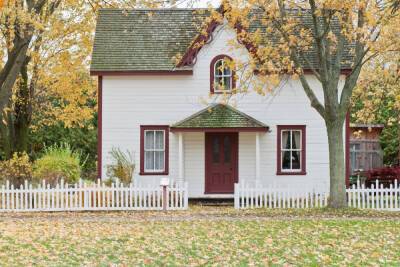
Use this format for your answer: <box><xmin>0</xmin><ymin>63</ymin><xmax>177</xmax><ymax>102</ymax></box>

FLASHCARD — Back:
<box><xmin>281</xmin><ymin>129</ymin><xmax>302</xmax><ymax>172</ymax></box>
<box><xmin>144</xmin><ymin>130</ymin><xmax>165</xmax><ymax>172</ymax></box>
<box><xmin>214</xmin><ymin>59</ymin><xmax>233</xmax><ymax>92</ymax></box>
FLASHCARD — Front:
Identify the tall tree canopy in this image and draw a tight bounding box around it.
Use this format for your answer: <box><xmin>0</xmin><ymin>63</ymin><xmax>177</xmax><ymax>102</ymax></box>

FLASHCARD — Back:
<box><xmin>0</xmin><ymin>0</ymin><xmax>97</xmax><ymax>157</ymax></box>
<box><xmin>218</xmin><ymin>0</ymin><xmax>399</xmax><ymax>207</ymax></box>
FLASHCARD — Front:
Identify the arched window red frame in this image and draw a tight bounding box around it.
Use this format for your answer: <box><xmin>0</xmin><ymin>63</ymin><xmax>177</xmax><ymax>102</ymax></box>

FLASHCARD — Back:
<box><xmin>210</xmin><ymin>55</ymin><xmax>236</xmax><ymax>94</ymax></box>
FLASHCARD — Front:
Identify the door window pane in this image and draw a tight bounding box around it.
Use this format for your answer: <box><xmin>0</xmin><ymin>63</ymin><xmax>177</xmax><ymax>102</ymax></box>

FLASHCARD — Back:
<box><xmin>224</xmin><ymin>136</ymin><xmax>231</xmax><ymax>163</ymax></box>
<box><xmin>212</xmin><ymin>137</ymin><xmax>220</xmax><ymax>163</ymax></box>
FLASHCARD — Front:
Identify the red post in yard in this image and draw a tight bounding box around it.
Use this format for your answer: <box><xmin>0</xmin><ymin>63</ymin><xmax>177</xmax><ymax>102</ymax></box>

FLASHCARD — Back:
<box><xmin>160</xmin><ymin>178</ymin><xmax>170</xmax><ymax>212</ymax></box>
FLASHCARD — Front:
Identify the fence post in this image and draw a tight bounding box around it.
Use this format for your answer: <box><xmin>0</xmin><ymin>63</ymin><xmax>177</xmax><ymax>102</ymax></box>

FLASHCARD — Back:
<box><xmin>234</xmin><ymin>183</ymin><xmax>239</xmax><ymax>209</ymax></box>
<box><xmin>184</xmin><ymin>182</ymin><xmax>189</xmax><ymax>210</ymax></box>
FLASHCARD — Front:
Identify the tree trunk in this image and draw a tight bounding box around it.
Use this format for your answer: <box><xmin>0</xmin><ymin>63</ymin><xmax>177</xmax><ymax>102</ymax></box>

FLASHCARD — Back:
<box><xmin>13</xmin><ymin>59</ymin><xmax>32</xmax><ymax>153</ymax></box>
<box><xmin>326</xmin><ymin>119</ymin><xmax>347</xmax><ymax>208</ymax></box>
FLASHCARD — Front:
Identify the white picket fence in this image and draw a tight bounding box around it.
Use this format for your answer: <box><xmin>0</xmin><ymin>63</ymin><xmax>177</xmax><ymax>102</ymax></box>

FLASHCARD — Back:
<box><xmin>234</xmin><ymin>182</ymin><xmax>329</xmax><ymax>209</ymax></box>
<box><xmin>0</xmin><ymin>180</ymin><xmax>188</xmax><ymax>212</ymax></box>
<box><xmin>235</xmin><ymin>180</ymin><xmax>400</xmax><ymax>211</ymax></box>
<box><xmin>347</xmin><ymin>179</ymin><xmax>400</xmax><ymax>211</ymax></box>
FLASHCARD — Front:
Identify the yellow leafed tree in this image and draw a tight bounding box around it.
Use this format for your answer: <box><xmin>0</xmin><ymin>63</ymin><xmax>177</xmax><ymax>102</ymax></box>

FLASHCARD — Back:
<box><xmin>218</xmin><ymin>0</ymin><xmax>399</xmax><ymax>207</ymax></box>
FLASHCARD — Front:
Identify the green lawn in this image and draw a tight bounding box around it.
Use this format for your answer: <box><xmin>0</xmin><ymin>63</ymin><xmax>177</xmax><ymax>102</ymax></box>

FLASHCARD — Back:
<box><xmin>0</xmin><ymin>207</ymin><xmax>399</xmax><ymax>266</ymax></box>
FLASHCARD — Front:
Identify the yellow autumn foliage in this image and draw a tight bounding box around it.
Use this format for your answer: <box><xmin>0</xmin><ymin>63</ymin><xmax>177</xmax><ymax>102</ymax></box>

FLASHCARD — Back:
<box><xmin>0</xmin><ymin>152</ymin><xmax>33</xmax><ymax>187</ymax></box>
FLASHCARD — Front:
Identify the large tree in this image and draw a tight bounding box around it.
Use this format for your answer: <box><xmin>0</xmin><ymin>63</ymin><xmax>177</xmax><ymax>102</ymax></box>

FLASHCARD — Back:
<box><xmin>0</xmin><ymin>0</ymin><xmax>98</xmax><ymax>157</ymax></box>
<box><xmin>221</xmin><ymin>0</ymin><xmax>398</xmax><ymax>207</ymax></box>
<box><xmin>352</xmin><ymin>53</ymin><xmax>400</xmax><ymax>165</ymax></box>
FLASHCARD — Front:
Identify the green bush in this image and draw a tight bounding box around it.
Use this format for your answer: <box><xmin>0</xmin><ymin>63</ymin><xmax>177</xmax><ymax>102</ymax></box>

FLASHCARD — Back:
<box><xmin>29</xmin><ymin>120</ymin><xmax>97</xmax><ymax>179</ymax></box>
<box><xmin>33</xmin><ymin>143</ymin><xmax>85</xmax><ymax>185</ymax></box>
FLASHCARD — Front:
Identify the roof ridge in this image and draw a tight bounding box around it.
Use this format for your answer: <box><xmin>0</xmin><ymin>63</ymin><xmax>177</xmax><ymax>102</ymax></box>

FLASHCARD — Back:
<box><xmin>171</xmin><ymin>104</ymin><xmax>219</xmax><ymax>127</ymax></box>
<box><xmin>223</xmin><ymin>104</ymin><xmax>268</xmax><ymax>128</ymax></box>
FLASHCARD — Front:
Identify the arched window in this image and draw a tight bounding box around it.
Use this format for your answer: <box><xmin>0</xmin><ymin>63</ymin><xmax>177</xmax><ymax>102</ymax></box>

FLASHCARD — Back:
<box><xmin>210</xmin><ymin>55</ymin><xmax>235</xmax><ymax>93</ymax></box>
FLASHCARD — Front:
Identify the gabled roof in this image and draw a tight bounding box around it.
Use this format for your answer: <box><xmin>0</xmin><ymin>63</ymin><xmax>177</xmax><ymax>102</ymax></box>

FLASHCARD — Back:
<box><xmin>91</xmin><ymin>8</ymin><xmax>354</xmax><ymax>74</ymax></box>
<box><xmin>91</xmin><ymin>9</ymin><xmax>208</xmax><ymax>73</ymax></box>
<box><xmin>170</xmin><ymin>104</ymin><xmax>269</xmax><ymax>131</ymax></box>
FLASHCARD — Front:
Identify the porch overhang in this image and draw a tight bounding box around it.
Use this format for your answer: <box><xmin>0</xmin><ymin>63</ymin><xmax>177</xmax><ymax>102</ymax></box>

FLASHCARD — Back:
<box><xmin>170</xmin><ymin>104</ymin><xmax>269</xmax><ymax>132</ymax></box>
<box><xmin>170</xmin><ymin>127</ymin><xmax>268</xmax><ymax>132</ymax></box>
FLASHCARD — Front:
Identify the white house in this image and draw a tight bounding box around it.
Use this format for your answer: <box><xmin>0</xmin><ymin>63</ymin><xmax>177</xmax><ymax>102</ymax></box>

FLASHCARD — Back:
<box><xmin>90</xmin><ymin>8</ymin><xmax>351</xmax><ymax>198</ymax></box>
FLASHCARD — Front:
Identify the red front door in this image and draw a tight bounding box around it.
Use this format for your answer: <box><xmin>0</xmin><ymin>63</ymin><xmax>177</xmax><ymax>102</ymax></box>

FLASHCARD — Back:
<box><xmin>205</xmin><ymin>132</ymin><xmax>238</xmax><ymax>194</ymax></box>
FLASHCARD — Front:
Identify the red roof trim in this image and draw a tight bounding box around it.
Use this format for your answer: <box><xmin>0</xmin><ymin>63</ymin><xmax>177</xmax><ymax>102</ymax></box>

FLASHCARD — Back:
<box><xmin>170</xmin><ymin>127</ymin><xmax>269</xmax><ymax>132</ymax></box>
<box><xmin>177</xmin><ymin>20</ymin><xmax>221</xmax><ymax>68</ymax></box>
<box><xmin>90</xmin><ymin>70</ymin><xmax>193</xmax><ymax>76</ymax></box>
<box><xmin>97</xmin><ymin>76</ymin><xmax>103</xmax><ymax>179</ymax></box>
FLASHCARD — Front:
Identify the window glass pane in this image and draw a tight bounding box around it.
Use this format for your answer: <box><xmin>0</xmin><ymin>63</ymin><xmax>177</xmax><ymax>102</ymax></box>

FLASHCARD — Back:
<box><xmin>223</xmin><ymin>64</ymin><xmax>231</xmax><ymax>76</ymax></box>
<box><xmin>223</xmin><ymin>76</ymin><xmax>231</xmax><ymax>91</ymax></box>
<box><xmin>145</xmin><ymin>131</ymin><xmax>154</xmax><ymax>149</ymax></box>
<box><xmin>292</xmin><ymin>131</ymin><xmax>301</xmax><ymax>150</ymax></box>
<box><xmin>292</xmin><ymin>151</ymin><xmax>301</xmax><ymax>169</ymax></box>
<box><xmin>155</xmin><ymin>131</ymin><xmax>164</xmax><ymax>149</ymax></box>
<box><xmin>215</xmin><ymin>60</ymin><xmax>223</xmax><ymax>76</ymax></box>
<box><xmin>224</xmin><ymin>136</ymin><xmax>231</xmax><ymax>163</ymax></box>
<box><xmin>282</xmin><ymin>151</ymin><xmax>291</xmax><ymax>169</ymax></box>
<box><xmin>145</xmin><ymin>151</ymin><xmax>154</xmax><ymax>170</ymax></box>
<box><xmin>213</xmin><ymin>137</ymin><xmax>220</xmax><ymax>163</ymax></box>
<box><xmin>282</xmin><ymin>131</ymin><xmax>290</xmax><ymax>149</ymax></box>
<box><xmin>214</xmin><ymin>77</ymin><xmax>223</xmax><ymax>90</ymax></box>
<box><xmin>154</xmin><ymin>151</ymin><xmax>164</xmax><ymax>170</ymax></box>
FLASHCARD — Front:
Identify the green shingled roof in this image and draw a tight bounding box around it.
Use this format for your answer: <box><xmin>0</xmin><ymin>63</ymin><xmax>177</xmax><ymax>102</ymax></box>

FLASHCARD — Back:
<box><xmin>171</xmin><ymin>104</ymin><xmax>269</xmax><ymax>129</ymax></box>
<box><xmin>91</xmin><ymin>8</ymin><xmax>354</xmax><ymax>72</ymax></box>
<box><xmin>91</xmin><ymin>9</ymin><xmax>207</xmax><ymax>72</ymax></box>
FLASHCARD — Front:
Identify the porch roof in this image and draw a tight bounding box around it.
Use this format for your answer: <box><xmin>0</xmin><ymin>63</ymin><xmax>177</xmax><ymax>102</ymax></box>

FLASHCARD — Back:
<box><xmin>170</xmin><ymin>104</ymin><xmax>269</xmax><ymax>132</ymax></box>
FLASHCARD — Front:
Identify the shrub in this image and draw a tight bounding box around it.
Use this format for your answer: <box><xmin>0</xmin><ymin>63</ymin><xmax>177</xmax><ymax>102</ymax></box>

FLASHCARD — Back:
<box><xmin>33</xmin><ymin>143</ymin><xmax>84</xmax><ymax>185</ymax></box>
<box><xmin>0</xmin><ymin>152</ymin><xmax>32</xmax><ymax>187</ymax></box>
<box><xmin>106</xmin><ymin>148</ymin><xmax>135</xmax><ymax>185</ymax></box>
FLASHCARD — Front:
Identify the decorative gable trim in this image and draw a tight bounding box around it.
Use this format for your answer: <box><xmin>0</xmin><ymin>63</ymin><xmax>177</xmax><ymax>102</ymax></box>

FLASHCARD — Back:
<box><xmin>176</xmin><ymin>19</ymin><xmax>221</xmax><ymax>68</ymax></box>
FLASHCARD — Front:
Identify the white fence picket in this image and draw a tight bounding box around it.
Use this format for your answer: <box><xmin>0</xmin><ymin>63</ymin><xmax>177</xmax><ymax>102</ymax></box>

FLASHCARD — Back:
<box><xmin>235</xmin><ymin>179</ymin><xmax>400</xmax><ymax>211</ymax></box>
<box><xmin>0</xmin><ymin>179</ymin><xmax>188</xmax><ymax>212</ymax></box>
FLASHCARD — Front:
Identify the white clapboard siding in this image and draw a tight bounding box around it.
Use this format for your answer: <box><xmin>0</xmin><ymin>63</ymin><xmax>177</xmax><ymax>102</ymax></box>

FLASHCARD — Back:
<box><xmin>234</xmin><ymin>181</ymin><xmax>328</xmax><ymax>209</ymax></box>
<box><xmin>347</xmin><ymin>179</ymin><xmax>400</xmax><ymax>211</ymax></box>
<box><xmin>0</xmin><ymin>180</ymin><xmax>188</xmax><ymax>212</ymax></box>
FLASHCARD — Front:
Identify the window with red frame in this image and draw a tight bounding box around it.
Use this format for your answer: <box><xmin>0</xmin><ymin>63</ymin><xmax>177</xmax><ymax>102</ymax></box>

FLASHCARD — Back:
<box><xmin>210</xmin><ymin>55</ymin><xmax>235</xmax><ymax>93</ymax></box>
<box><xmin>140</xmin><ymin>126</ymin><xmax>169</xmax><ymax>175</ymax></box>
<box><xmin>277</xmin><ymin>125</ymin><xmax>306</xmax><ymax>175</ymax></box>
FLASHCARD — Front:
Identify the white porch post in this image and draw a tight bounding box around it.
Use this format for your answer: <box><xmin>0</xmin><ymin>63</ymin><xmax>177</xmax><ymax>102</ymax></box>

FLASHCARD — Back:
<box><xmin>178</xmin><ymin>132</ymin><xmax>184</xmax><ymax>182</ymax></box>
<box><xmin>255</xmin><ymin>132</ymin><xmax>261</xmax><ymax>180</ymax></box>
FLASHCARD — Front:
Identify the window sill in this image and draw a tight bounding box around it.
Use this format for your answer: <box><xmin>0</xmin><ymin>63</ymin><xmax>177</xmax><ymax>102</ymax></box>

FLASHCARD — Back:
<box><xmin>276</xmin><ymin>171</ymin><xmax>307</xmax><ymax>176</ymax></box>
<box><xmin>212</xmin><ymin>91</ymin><xmax>233</xmax><ymax>95</ymax></box>
<box><xmin>139</xmin><ymin>172</ymin><xmax>169</xmax><ymax>176</ymax></box>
